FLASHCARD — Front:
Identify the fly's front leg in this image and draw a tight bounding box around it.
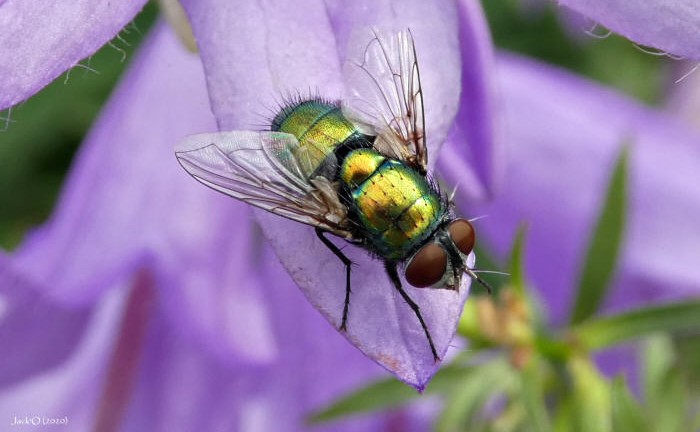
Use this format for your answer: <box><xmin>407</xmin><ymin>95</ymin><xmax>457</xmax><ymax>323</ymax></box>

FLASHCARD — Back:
<box><xmin>316</xmin><ymin>228</ymin><xmax>352</xmax><ymax>331</ymax></box>
<box><xmin>384</xmin><ymin>261</ymin><xmax>439</xmax><ymax>362</ymax></box>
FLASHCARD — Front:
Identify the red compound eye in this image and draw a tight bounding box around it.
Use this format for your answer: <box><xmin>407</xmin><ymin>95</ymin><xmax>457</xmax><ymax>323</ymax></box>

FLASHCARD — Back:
<box><xmin>405</xmin><ymin>243</ymin><xmax>447</xmax><ymax>288</ymax></box>
<box><xmin>448</xmin><ymin>219</ymin><xmax>475</xmax><ymax>255</ymax></box>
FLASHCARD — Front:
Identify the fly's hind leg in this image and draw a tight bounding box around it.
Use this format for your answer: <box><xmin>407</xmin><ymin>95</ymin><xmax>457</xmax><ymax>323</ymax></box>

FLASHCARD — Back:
<box><xmin>316</xmin><ymin>228</ymin><xmax>352</xmax><ymax>331</ymax></box>
<box><xmin>384</xmin><ymin>261</ymin><xmax>439</xmax><ymax>362</ymax></box>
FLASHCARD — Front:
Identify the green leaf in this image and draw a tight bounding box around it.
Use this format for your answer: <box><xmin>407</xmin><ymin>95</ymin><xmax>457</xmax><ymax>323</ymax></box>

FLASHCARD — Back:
<box><xmin>436</xmin><ymin>359</ymin><xmax>516</xmax><ymax>432</ymax></box>
<box><xmin>458</xmin><ymin>297</ymin><xmax>487</xmax><ymax>343</ymax></box>
<box><xmin>570</xmin><ymin>147</ymin><xmax>629</xmax><ymax>324</ymax></box>
<box><xmin>643</xmin><ymin>335</ymin><xmax>687</xmax><ymax>432</ymax></box>
<box><xmin>643</xmin><ymin>334</ymin><xmax>674</xmax><ymax>405</ymax></box>
<box><xmin>506</xmin><ymin>225</ymin><xmax>550</xmax><ymax>332</ymax></box>
<box><xmin>673</xmin><ymin>332</ymin><xmax>700</xmax><ymax>399</ymax></box>
<box><xmin>308</xmin><ymin>364</ymin><xmax>467</xmax><ymax>423</ymax></box>
<box><xmin>610</xmin><ymin>376</ymin><xmax>647</xmax><ymax>432</ymax></box>
<box><xmin>574</xmin><ymin>300</ymin><xmax>700</xmax><ymax>350</ymax></box>
<box><xmin>307</xmin><ymin>378</ymin><xmax>413</xmax><ymax>423</ymax></box>
<box><xmin>651</xmin><ymin>370</ymin><xmax>686</xmax><ymax>432</ymax></box>
<box><xmin>489</xmin><ymin>403</ymin><xmax>526</xmax><ymax>432</ymax></box>
<box><xmin>519</xmin><ymin>356</ymin><xmax>552</xmax><ymax>432</ymax></box>
<box><xmin>552</xmin><ymin>395</ymin><xmax>575</xmax><ymax>432</ymax></box>
<box><xmin>569</xmin><ymin>357</ymin><xmax>611</xmax><ymax>432</ymax></box>
<box><xmin>507</xmin><ymin>224</ymin><xmax>528</xmax><ymax>297</ymax></box>
<box><xmin>534</xmin><ymin>335</ymin><xmax>571</xmax><ymax>362</ymax></box>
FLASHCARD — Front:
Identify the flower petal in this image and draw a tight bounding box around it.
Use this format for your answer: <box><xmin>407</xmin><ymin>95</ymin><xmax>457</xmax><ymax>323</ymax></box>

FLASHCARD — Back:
<box><xmin>181</xmin><ymin>0</ymin><xmax>466</xmax><ymax>387</ymax></box>
<box><xmin>0</xmin><ymin>253</ymin><xmax>90</xmax><ymax>387</ymax></box>
<box><xmin>0</xmin><ymin>256</ymin><xmax>127</xmax><ymax>430</ymax></box>
<box><xmin>0</xmin><ymin>0</ymin><xmax>147</xmax><ymax>109</ymax></box>
<box><xmin>327</xmin><ymin>0</ymin><xmax>499</xmax><ymax>197</ymax></box>
<box><xmin>324</xmin><ymin>0</ymin><xmax>462</xmax><ymax>163</ymax></box>
<box><xmin>0</xmin><ymin>246</ymin><xmax>430</xmax><ymax>431</ymax></box>
<box><xmin>442</xmin><ymin>53</ymin><xmax>700</xmax><ymax>324</ymax></box>
<box><xmin>13</xmin><ymin>23</ymin><xmax>277</xmax><ymax>365</ymax></box>
<box><xmin>558</xmin><ymin>0</ymin><xmax>700</xmax><ymax>60</ymax></box>
<box><xmin>120</xmin><ymin>248</ymin><xmax>407</xmax><ymax>432</ymax></box>
<box><xmin>665</xmin><ymin>62</ymin><xmax>700</xmax><ymax>133</ymax></box>
<box><xmin>447</xmin><ymin>0</ymin><xmax>501</xmax><ymax>197</ymax></box>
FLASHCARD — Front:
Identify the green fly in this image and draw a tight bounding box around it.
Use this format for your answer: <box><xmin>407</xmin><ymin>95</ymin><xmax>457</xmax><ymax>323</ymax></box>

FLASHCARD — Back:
<box><xmin>175</xmin><ymin>29</ymin><xmax>490</xmax><ymax>361</ymax></box>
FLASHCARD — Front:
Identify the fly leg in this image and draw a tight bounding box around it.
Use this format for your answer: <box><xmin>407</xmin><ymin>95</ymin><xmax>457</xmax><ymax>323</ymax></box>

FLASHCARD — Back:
<box><xmin>385</xmin><ymin>261</ymin><xmax>439</xmax><ymax>362</ymax></box>
<box><xmin>316</xmin><ymin>228</ymin><xmax>352</xmax><ymax>331</ymax></box>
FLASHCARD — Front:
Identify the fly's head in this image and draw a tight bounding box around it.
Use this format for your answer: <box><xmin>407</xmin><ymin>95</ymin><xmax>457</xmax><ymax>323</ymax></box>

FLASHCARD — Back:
<box><xmin>404</xmin><ymin>218</ymin><xmax>476</xmax><ymax>291</ymax></box>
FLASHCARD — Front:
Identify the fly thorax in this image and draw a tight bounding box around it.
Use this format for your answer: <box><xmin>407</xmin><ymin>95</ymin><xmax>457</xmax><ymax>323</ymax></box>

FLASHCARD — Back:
<box><xmin>346</xmin><ymin>155</ymin><xmax>445</xmax><ymax>260</ymax></box>
<box><xmin>340</xmin><ymin>149</ymin><xmax>386</xmax><ymax>188</ymax></box>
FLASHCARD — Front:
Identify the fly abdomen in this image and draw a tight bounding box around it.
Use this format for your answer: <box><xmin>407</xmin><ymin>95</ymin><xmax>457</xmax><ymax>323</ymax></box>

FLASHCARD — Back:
<box><xmin>272</xmin><ymin>98</ymin><xmax>363</xmax><ymax>180</ymax></box>
<box><xmin>340</xmin><ymin>149</ymin><xmax>444</xmax><ymax>260</ymax></box>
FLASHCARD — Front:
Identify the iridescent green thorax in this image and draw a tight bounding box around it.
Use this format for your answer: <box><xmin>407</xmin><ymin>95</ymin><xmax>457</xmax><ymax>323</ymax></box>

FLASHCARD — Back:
<box><xmin>272</xmin><ymin>99</ymin><xmax>359</xmax><ymax>179</ymax></box>
<box><xmin>340</xmin><ymin>149</ymin><xmax>445</xmax><ymax>260</ymax></box>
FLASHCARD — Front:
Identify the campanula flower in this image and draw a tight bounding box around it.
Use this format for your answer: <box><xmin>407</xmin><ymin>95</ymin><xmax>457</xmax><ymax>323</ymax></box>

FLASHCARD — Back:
<box><xmin>0</xmin><ymin>23</ymin><xmax>427</xmax><ymax>431</ymax></box>
<box><xmin>1</xmin><ymin>0</ymin><xmax>498</xmax><ymax>427</ymax></box>
<box><xmin>2</xmin><ymin>0</ymin><xmax>700</xmax><ymax>430</ymax></box>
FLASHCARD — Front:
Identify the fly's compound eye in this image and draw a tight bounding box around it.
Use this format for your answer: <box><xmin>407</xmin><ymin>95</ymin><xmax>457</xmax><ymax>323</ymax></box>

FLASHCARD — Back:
<box><xmin>405</xmin><ymin>243</ymin><xmax>448</xmax><ymax>288</ymax></box>
<box><xmin>448</xmin><ymin>219</ymin><xmax>475</xmax><ymax>255</ymax></box>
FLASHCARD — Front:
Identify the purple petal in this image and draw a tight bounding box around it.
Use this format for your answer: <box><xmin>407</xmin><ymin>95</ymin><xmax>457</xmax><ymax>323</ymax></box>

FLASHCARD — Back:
<box><xmin>442</xmin><ymin>53</ymin><xmax>700</xmax><ymax>325</ymax></box>
<box><xmin>264</xmin><ymin>211</ymin><xmax>473</xmax><ymax>389</ymax></box>
<box><xmin>0</xmin><ymin>253</ymin><xmax>90</xmax><ymax>387</ymax></box>
<box><xmin>558</xmin><ymin>0</ymin><xmax>700</xmax><ymax>60</ymax></box>
<box><xmin>3</xmin><ymin>209</ymin><xmax>425</xmax><ymax>432</ymax></box>
<box><xmin>181</xmin><ymin>0</ymin><xmax>466</xmax><ymax>387</ymax></box>
<box><xmin>0</xmin><ymin>257</ymin><xmax>128</xmax><ymax>430</ymax></box>
<box><xmin>665</xmin><ymin>62</ymin><xmax>700</xmax><ymax>133</ymax></box>
<box><xmin>0</xmin><ymin>0</ymin><xmax>147</xmax><ymax>109</ymax></box>
<box><xmin>327</xmin><ymin>0</ymin><xmax>499</xmax><ymax>196</ymax></box>
<box><xmin>120</xmin><ymin>248</ymin><xmax>409</xmax><ymax>432</ymax></box>
<box><xmin>13</xmin><ymin>23</ymin><xmax>277</xmax><ymax>365</ymax></box>
<box><xmin>448</xmin><ymin>0</ymin><xmax>501</xmax><ymax>197</ymax></box>
<box><xmin>1</xmin><ymin>19</ymin><xmax>423</xmax><ymax>423</ymax></box>
<box><xmin>325</xmin><ymin>0</ymin><xmax>462</xmax><ymax>163</ymax></box>
<box><xmin>0</xmin><ymin>248</ymin><xmax>423</xmax><ymax>432</ymax></box>
<box><xmin>181</xmin><ymin>0</ymin><xmax>344</xmax><ymax>130</ymax></box>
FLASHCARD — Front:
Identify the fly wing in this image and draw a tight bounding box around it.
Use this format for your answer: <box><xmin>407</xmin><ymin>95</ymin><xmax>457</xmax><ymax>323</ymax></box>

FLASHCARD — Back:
<box><xmin>342</xmin><ymin>28</ymin><xmax>427</xmax><ymax>174</ymax></box>
<box><xmin>175</xmin><ymin>131</ymin><xmax>352</xmax><ymax>238</ymax></box>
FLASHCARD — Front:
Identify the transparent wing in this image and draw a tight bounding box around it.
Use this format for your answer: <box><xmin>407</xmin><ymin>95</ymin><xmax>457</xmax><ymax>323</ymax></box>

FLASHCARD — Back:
<box><xmin>342</xmin><ymin>28</ymin><xmax>427</xmax><ymax>173</ymax></box>
<box><xmin>175</xmin><ymin>131</ymin><xmax>352</xmax><ymax>238</ymax></box>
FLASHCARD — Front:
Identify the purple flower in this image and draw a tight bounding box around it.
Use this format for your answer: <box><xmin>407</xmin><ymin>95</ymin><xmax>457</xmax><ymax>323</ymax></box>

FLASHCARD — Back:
<box><xmin>2</xmin><ymin>0</ymin><xmax>700</xmax><ymax>430</ymax></box>
<box><xmin>441</xmin><ymin>53</ymin><xmax>700</xmax><ymax>326</ymax></box>
<box><xmin>3</xmin><ymin>0</ymin><xmax>700</xmax><ymax>111</ymax></box>
<box><xmin>666</xmin><ymin>62</ymin><xmax>700</xmax><ymax>131</ymax></box>
<box><xmin>0</xmin><ymin>0</ymin><xmax>148</xmax><ymax>109</ymax></box>
<box><xmin>0</xmin><ymin>23</ymin><xmax>420</xmax><ymax>431</ymax></box>
<box><xmin>176</xmin><ymin>0</ymin><xmax>502</xmax><ymax>388</ymax></box>
<box><xmin>3</xmin><ymin>0</ymin><xmax>500</xmax><ymax>390</ymax></box>
<box><xmin>553</xmin><ymin>1</ymin><xmax>700</xmax><ymax>59</ymax></box>
<box><xmin>0</xmin><ymin>0</ymin><xmax>497</xmax><ymax>428</ymax></box>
